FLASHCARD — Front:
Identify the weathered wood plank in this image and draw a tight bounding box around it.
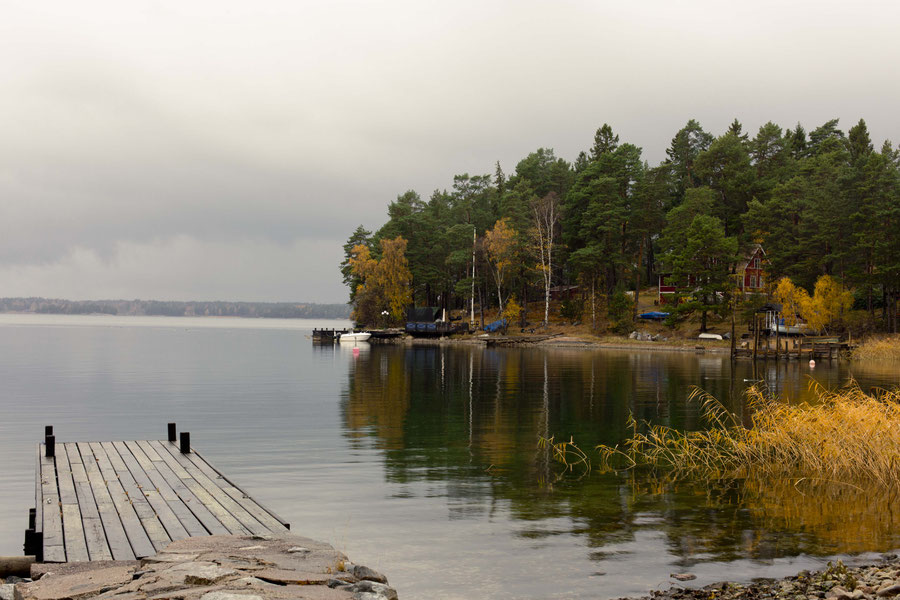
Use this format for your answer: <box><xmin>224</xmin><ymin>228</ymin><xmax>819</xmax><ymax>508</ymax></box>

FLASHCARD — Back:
<box><xmin>109</xmin><ymin>441</ymin><xmax>190</xmax><ymax>543</ymax></box>
<box><xmin>172</xmin><ymin>444</ymin><xmax>288</xmax><ymax>533</ymax></box>
<box><xmin>34</xmin><ymin>445</ymin><xmax>43</xmax><ymax>538</ymax></box>
<box><xmin>88</xmin><ymin>442</ymin><xmax>156</xmax><ymax>559</ymax></box>
<box><xmin>98</xmin><ymin>442</ymin><xmax>172</xmax><ymax>552</ymax></box>
<box><xmin>123</xmin><ymin>441</ymin><xmax>217</xmax><ymax>537</ymax></box>
<box><xmin>77</xmin><ymin>443</ymin><xmax>136</xmax><ymax>561</ymax></box>
<box><xmin>39</xmin><ymin>448</ymin><xmax>65</xmax><ymax>562</ymax></box>
<box><xmin>55</xmin><ymin>446</ymin><xmax>89</xmax><ymax>562</ymax></box>
<box><xmin>135</xmin><ymin>441</ymin><xmax>230</xmax><ymax>536</ymax></box>
<box><xmin>153</xmin><ymin>442</ymin><xmax>263</xmax><ymax>535</ymax></box>
<box><xmin>189</xmin><ymin>446</ymin><xmax>290</xmax><ymax>531</ymax></box>
<box><xmin>149</xmin><ymin>440</ymin><xmax>251</xmax><ymax>535</ymax></box>
<box><xmin>66</xmin><ymin>444</ymin><xmax>112</xmax><ymax>561</ymax></box>
<box><xmin>135</xmin><ymin>440</ymin><xmax>163</xmax><ymax>462</ymax></box>
<box><xmin>122</xmin><ymin>441</ymin><xmax>209</xmax><ymax>537</ymax></box>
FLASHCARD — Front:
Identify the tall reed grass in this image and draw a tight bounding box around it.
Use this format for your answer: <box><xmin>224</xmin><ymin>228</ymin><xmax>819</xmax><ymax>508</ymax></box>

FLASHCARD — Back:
<box><xmin>597</xmin><ymin>383</ymin><xmax>900</xmax><ymax>492</ymax></box>
<box><xmin>852</xmin><ymin>334</ymin><xmax>900</xmax><ymax>362</ymax></box>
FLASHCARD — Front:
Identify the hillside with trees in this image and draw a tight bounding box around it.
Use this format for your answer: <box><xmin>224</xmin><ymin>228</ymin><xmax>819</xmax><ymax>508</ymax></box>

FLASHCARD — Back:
<box><xmin>342</xmin><ymin>118</ymin><xmax>900</xmax><ymax>334</ymax></box>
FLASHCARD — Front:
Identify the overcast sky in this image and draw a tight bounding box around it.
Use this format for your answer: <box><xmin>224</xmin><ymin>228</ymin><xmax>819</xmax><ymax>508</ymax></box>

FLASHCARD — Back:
<box><xmin>1</xmin><ymin>0</ymin><xmax>899</xmax><ymax>303</ymax></box>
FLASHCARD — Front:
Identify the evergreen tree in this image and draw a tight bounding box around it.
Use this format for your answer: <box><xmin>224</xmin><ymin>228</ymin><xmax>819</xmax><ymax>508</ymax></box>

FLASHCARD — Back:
<box><xmin>666</xmin><ymin>119</ymin><xmax>714</xmax><ymax>203</ymax></box>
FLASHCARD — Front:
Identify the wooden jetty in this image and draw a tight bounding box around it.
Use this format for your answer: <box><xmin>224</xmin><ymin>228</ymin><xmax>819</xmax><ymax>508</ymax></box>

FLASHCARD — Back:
<box><xmin>311</xmin><ymin>328</ymin><xmax>348</xmax><ymax>342</ymax></box>
<box><xmin>25</xmin><ymin>425</ymin><xmax>289</xmax><ymax>563</ymax></box>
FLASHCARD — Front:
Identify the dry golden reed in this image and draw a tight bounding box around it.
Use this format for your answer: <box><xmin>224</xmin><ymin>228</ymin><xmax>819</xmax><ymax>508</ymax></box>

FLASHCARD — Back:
<box><xmin>597</xmin><ymin>382</ymin><xmax>900</xmax><ymax>492</ymax></box>
<box><xmin>852</xmin><ymin>334</ymin><xmax>900</xmax><ymax>362</ymax></box>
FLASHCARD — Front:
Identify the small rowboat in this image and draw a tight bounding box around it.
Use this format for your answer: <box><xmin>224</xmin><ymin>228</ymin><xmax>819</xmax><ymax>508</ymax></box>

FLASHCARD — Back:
<box><xmin>339</xmin><ymin>332</ymin><xmax>371</xmax><ymax>343</ymax></box>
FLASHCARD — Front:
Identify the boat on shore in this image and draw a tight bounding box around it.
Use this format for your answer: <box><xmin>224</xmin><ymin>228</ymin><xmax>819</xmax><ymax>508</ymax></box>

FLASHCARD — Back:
<box><xmin>339</xmin><ymin>331</ymin><xmax>372</xmax><ymax>343</ymax></box>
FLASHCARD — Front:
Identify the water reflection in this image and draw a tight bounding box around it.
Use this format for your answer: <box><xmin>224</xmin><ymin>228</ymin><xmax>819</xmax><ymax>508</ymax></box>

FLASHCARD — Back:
<box><xmin>341</xmin><ymin>345</ymin><xmax>900</xmax><ymax>579</ymax></box>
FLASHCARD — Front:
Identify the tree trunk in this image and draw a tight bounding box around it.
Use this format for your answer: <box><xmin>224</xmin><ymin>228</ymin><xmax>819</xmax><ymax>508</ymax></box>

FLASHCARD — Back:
<box><xmin>521</xmin><ymin>280</ymin><xmax>527</xmax><ymax>328</ymax></box>
<box><xmin>479</xmin><ymin>283</ymin><xmax>485</xmax><ymax>330</ymax></box>
<box><xmin>591</xmin><ymin>276</ymin><xmax>596</xmax><ymax>332</ymax></box>
<box><xmin>632</xmin><ymin>241</ymin><xmax>644</xmax><ymax>322</ymax></box>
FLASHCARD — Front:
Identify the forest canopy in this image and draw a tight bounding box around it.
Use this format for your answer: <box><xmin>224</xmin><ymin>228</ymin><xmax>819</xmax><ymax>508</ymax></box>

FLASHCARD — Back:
<box><xmin>342</xmin><ymin>118</ymin><xmax>900</xmax><ymax>333</ymax></box>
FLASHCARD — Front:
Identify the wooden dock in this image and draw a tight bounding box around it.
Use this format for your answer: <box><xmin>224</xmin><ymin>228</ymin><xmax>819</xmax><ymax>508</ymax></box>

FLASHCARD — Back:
<box><xmin>26</xmin><ymin>426</ymin><xmax>289</xmax><ymax>563</ymax></box>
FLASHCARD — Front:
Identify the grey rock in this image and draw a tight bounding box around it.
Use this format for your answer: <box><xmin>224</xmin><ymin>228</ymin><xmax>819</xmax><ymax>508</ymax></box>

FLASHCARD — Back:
<box><xmin>671</xmin><ymin>573</ymin><xmax>697</xmax><ymax>582</ymax></box>
<box><xmin>0</xmin><ymin>584</ymin><xmax>14</xmax><ymax>600</ymax></box>
<box><xmin>167</xmin><ymin>564</ymin><xmax>239</xmax><ymax>586</ymax></box>
<box><xmin>877</xmin><ymin>583</ymin><xmax>900</xmax><ymax>597</ymax></box>
<box><xmin>286</xmin><ymin>547</ymin><xmax>310</xmax><ymax>554</ymax></box>
<box><xmin>327</xmin><ymin>574</ymin><xmax>358</xmax><ymax>588</ymax></box>
<box><xmin>828</xmin><ymin>586</ymin><xmax>853</xmax><ymax>600</ymax></box>
<box><xmin>199</xmin><ymin>593</ymin><xmax>263</xmax><ymax>600</ymax></box>
<box><xmin>141</xmin><ymin>553</ymin><xmax>200</xmax><ymax>565</ymax></box>
<box><xmin>343</xmin><ymin>580</ymin><xmax>398</xmax><ymax>600</ymax></box>
<box><xmin>348</xmin><ymin>565</ymin><xmax>387</xmax><ymax>584</ymax></box>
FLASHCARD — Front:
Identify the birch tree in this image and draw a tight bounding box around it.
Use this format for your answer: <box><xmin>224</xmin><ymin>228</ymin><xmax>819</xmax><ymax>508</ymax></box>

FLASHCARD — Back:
<box><xmin>531</xmin><ymin>192</ymin><xmax>560</xmax><ymax>325</ymax></box>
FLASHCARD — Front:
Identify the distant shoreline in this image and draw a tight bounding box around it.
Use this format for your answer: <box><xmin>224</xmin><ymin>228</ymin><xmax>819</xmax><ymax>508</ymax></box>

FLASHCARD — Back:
<box><xmin>0</xmin><ymin>297</ymin><xmax>351</xmax><ymax>320</ymax></box>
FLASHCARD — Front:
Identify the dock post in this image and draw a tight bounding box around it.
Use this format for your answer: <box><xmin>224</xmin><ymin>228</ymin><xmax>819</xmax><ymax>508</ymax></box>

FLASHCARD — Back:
<box><xmin>45</xmin><ymin>435</ymin><xmax>55</xmax><ymax>458</ymax></box>
<box><xmin>168</xmin><ymin>422</ymin><xmax>177</xmax><ymax>442</ymax></box>
<box><xmin>180</xmin><ymin>431</ymin><xmax>191</xmax><ymax>454</ymax></box>
<box><xmin>45</xmin><ymin>425</ymin><xmax>53</xmax><ymax>438</ymax></box>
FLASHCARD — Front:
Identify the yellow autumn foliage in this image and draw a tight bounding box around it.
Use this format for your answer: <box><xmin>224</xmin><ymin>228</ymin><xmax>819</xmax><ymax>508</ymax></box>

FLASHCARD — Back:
<box><xmin>349</xmin><ymin>236</ymin><xmax>412</xmax><ymax>326</ymax></box>
<box><xmin>774</xmin><ymin>275</ymin><xmax>853</xmax><ymax>333</ymax></box>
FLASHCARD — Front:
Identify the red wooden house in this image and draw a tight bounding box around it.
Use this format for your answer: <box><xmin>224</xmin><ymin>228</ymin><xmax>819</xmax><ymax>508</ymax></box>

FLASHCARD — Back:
<box><xmin>736</xmin><ymin>244</ymin><xmax>767</xmax><ymax>294</ymax></box>
<box><xmin>657</xmin><ymin>244</ymin><xmax>768</xmax><ymax>303</ymax></box>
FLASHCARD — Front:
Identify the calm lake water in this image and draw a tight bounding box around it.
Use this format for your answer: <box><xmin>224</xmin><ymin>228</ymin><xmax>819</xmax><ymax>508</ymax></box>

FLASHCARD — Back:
<box><xmin>1</xmin><ymin>314</ymin><xmax>898</xmax><ymax>599</ymax></box>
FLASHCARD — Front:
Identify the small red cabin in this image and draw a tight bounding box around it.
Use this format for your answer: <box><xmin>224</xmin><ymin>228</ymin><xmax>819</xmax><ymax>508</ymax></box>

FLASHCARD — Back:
<box><xmin>737</xmin><ymin>244</ymin><xmax>767</xmax><ymax>294</ymax></box>
<box><xmin>657</xmin><ymin>244</ymin><xmax>768</xmax><ymax>303</ymax></box>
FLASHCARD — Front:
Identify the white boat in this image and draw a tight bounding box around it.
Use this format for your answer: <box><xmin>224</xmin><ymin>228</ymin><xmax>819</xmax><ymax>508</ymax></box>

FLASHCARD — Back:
<box><xmin>339</xmin><ymin>332</ymin><xmax>371</xmax><ymax>343</ymax></box>
<box><xmin>698</xmin><ymin>333</ymin><xmax>723</xmax><ymax>341</ymax></box>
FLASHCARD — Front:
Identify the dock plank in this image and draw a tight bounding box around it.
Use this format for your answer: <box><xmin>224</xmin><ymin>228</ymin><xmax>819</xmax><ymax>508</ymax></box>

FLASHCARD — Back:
<box><xmin>66</xmin><ymin>444</ymin><xmax>113</xmax><ymax>561</ymax></box>
<box><xmin>34</xmin><ymin>445</ymin><xmax>43</xmax><ymax>540</ymax></box>
<box><xmin>110</xmin><ymin>441</ymin><xmax>191</xmax><ymax>543</ymax></box>
<box><xmin>122</xmin><ymin>441</ymin><xmax>212</xmax><ymax>537</ymax></box>
<box><xmin>39</xmin><ymin>448</ymin><xmax>65</xmax><ymax>562</ymax></box>
<box><xmin>134</xmin><ymin>440</ymin><xmax>230</xmax><ymax>536</ymax></box>
<box><xmin>88</xmin><ymin>442</ymin><xmax>156</xmax><ymax>558</ymax></box>
<box><xmin>77</xmin><ymin>443</ymin><xmax>136</xmax><ymax>560</ymax></box>
<box><xmin>98</xmin><ymin>442</ymin><xmax>172</xmax><ymax>552</ymax></box>
<box><xmin>153</xmin><ymin>443</ymin><xmax>261</xmax><ymax>535</ymax></box>
<box><xmin>55</xmin><ymin>447</ymin><xmax>89</xmax><ymax>562</ymax></box>
<box><xmin>169</xmin><ymin>443</ymin><xmax>289</xmax><ymax>533</ymax></box>
<box><xmin>189</xmin><ymin>447</ymin><xmax>289</xmax><ymax>530</ymax></box>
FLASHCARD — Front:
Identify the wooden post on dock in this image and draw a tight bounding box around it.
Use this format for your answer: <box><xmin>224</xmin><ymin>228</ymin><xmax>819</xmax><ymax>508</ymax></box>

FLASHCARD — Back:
<box><xmin>753</xmin><ymin>314</ymin><xmax>760</xmax><ymax>361</ymax></box>
<box><xmin>774</xmin><ymin>313</ymin><xmax>780</xmax><ymax>361</ymax></box>
<box><xmin>180</xmin><ymin>431</ymin><xmax>190</xmax><ymax>454</ymax></box>
<box><xmin>168</xmin><ymin>422</ymin><xmax>177</xmax><ymax>442</ymax></box>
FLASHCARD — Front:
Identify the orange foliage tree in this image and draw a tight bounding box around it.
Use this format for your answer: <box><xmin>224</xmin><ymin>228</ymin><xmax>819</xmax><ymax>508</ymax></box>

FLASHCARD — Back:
<box><xmin>485</xmin><ymin>218</ymin><xmax>517</xmax><ymax>316</ymax></box>
<box><xmin>348</xmin><ymin>236</ymin><xmax>412</xmax><ymax>327</ymax></box>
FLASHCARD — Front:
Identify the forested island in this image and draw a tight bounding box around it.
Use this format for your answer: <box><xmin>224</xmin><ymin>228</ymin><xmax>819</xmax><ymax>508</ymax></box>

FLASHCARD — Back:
<box><xmin>0</xmin><ymin>297</ymin><xmax>351</xmax><ymax>319</ymax></box>
<box><xmin>342</xmin><ymin>118</ymin><xmax>900</xmax><ymax>334</ymax></box>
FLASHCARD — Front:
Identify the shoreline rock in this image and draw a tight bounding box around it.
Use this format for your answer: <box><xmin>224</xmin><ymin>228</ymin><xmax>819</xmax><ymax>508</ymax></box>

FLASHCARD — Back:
<box><xmin>622</xmin><ymin>555</ymin><xmax>900</xmax><ymax>600</ymax></box>
<box><xmin>13</xmin><ymin>534</ymin><xmax>397</xmax><ymax>600</ymax></box>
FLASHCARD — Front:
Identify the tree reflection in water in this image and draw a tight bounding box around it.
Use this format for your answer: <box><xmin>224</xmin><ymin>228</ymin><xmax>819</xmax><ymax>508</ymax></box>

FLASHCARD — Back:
<box><xmin>340</xmin><ymin>344</ymin><xmax>900</xmax><ymax>564</ymax></box>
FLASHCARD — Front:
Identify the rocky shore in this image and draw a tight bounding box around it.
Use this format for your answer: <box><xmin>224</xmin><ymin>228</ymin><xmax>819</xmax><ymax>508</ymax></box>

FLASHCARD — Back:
<box><xmin>626</xmin><ymin>555</ymin><xmax>900</xmax><ymax>600</ymax></box>
<box><xmin>1</xmin><ymin>534</ymin><xmax>396</xmax><ymax>600</ymax></box>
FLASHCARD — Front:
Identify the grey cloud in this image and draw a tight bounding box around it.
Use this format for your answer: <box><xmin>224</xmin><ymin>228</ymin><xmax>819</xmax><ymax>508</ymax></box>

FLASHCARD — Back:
<box><xmin>2</xmin><ymin>0</ymin><xmax>900</xmax><ymax>302</ymax></box>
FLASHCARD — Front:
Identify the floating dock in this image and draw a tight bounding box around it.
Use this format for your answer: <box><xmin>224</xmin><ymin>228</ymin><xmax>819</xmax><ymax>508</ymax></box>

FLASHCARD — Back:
<box><xmin>26</xmin><ymin>426</ymin><xmax>289</xmax><ymax>563</ymax></box>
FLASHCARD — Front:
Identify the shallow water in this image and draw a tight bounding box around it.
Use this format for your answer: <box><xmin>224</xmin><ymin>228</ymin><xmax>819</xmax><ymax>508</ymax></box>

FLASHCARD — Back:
<box><xmin>0</xmin><ymin>314</ymin><xmax>897</xmax><ymax>599</ymax></box>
